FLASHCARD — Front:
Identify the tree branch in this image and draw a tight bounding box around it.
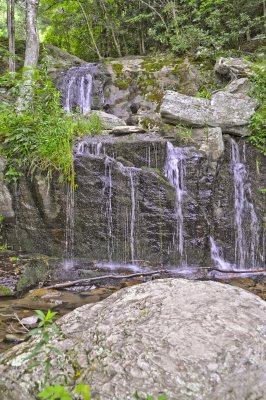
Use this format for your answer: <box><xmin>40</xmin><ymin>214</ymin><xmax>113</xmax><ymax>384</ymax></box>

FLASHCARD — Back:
<box><xmin>44</xmin><ymin>270</ymin><xmax>169</xmax><ymax>290</ymax></box>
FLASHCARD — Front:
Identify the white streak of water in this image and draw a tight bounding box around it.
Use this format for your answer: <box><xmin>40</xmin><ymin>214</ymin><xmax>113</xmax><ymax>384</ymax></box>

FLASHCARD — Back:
<box><xmin>103</xmin><ymin>157</ymin><xmax>114</xmax><ymax>261</ymax></box>
<box><xmin>64</xmin><ymin>75</ymin><xmax>76</xmax><ymax>113</ymax></box>
<box><xmin>231</xmin><ymin>139</ymin><xmax>260</xmax><ymax>268</ymax></box>
<box><xmin>64</xmin><ymin>184</ymin><xmax>75</xmax><ymax>270</ymax></box>
<box><xmin>165</xmin><ymin>142</ymin><xmax>187</xmax><ymax>264</ymax></box>
<box><xmin>129</xmin><ymin>170</ymin><xmax>136</xmax><ymax>261</ymax></box>
<box><xmin>63</xmin><ymin>64</ymin><xmax>96</xmax><ymax>115</ymax></box>
<box><xmin>80</xmin><ymin>74</ymin><xmax>93</xmax><ymax>114</ymax></box>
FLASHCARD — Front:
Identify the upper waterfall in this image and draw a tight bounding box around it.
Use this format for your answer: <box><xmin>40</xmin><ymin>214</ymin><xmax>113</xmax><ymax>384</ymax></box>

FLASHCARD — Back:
<box><xmin>59</xmin><ymin>64</ymin><xmax>100</xmax><ymax>115</ymax></box>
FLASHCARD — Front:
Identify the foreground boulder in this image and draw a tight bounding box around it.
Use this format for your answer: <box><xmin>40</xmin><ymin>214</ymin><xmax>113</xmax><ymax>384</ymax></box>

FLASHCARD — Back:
<box><xmin>161</xmin><ymin>90</ymin><xmax>258</xmax><ymax>136</ymax></box>
<box><xmin>0</xmin><ymin>279</ymin><xmax>265</xmax><ymax>400</ymax></box>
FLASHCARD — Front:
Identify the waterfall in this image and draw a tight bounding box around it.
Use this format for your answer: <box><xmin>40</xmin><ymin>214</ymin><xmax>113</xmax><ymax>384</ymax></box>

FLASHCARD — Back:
<box><xmin>129</xmin><ymin>170</ymin><xmax>136</xmax><ymax>261</ymax></box>
<box><xmin>61</xmin><ymin>64</ymin><xmax>98</xmax><ymax>115</ymax></box>
<box><xmin>211</xmin><ymin>139</ymin><xmax>262</xmax><ymax>270</ymax></box>
<box><xmin>76</xmin><ymin>140</ymin><xmax>103</xmax><ymax>156</ymax></box>
<box><xmin>64</xmin><ymin>184</ymin><xmax>75</xmax><ymax>269</ymax></box>
<box><xmin>210</xmin><ymin>237</ymin><xmax>232</xmax><ymax>270</ymax></box>
<box><xmin>164</xmin><ymin>142</ymin><xmax>187</xmax><ymax>265</ymax></box>
<box><xmin>103</xmin><ymin>157</ymin><xmax>114</xmax><ymax>261</ymax></box>
<box><xmin>231</xmin><ymin>139</ymin><xmax>260</xmax><ymax>268</ymax></box>
<box><xmin>76</xmin><ymin>139</ymin><xmax>138</xmax><ymax>262</ymax></box>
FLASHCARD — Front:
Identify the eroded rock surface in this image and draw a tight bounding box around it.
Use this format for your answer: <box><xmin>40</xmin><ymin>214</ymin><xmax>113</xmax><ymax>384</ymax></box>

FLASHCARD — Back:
<box><xmin>89</xmin><ymin>110</ymin><xmax>126</xmax><ymax>129</ymax></box>
<box><xmin>214</xmin><ymin>57</ymin><xmax>252</xmax><ymax>79</ymax></box>
<box><xmin>0</xmin><ymin>279</ymin><xmax>265</xmax><ymax>400</ymax></box>
<box><xmin>161</xmin><ymin>90</ymin><xmax>258</xmax><ymax>136</ymax></box>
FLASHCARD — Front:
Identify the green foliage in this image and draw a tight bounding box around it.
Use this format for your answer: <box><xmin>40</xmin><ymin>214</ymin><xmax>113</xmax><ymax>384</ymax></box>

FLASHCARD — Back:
<box><xmin>26</xmin><ymin>309</ymin><xmax>61</xmax><ymax>385</ymax></box>
<box><xmin>0</xmin><ymin>69</ymin><xmax>103</xmax><ymax>188</ymax></box>
<box><xmin>196</xmin><ymin>86</ymin><xmax>212</xmax><ymax>99</ymax></box>
<box><xmin>249</xmin><ymin>61</ymin><xmax>266</xmax><ymax>156</ymax></box>
<box><xmin>16</xmin><ymin>261</ymin><xmax>50</xmax><ymax>292</ymax></box>
<box><xmin>134</xmin><ymin>391</ymin><xmax>167</xmax><ymax>400</ymax></box>
<box><xmin>38</xmin><ymin>383</ymin><xmax>91</xmax><ymax>400</ymax></box>
<box><xmin>112</xmin><ymin>63</ymin><xmax>124</xmax><ymax>75</ymax></box>
<box><xmin>175</xmin><ymin>124</ymin><xmax>192</xmax><ymax>144</ymax></box>
<box><xmin>0</xmin><ymin>69</ymin><xmax>76</xmax><ymax>186</ymax></box>
<box><xmin>39</xmin><ymin>0</ymin><xmax>266</xmax><ymax>59</ymax></box>
<box><xmin>114</xmin><ymin>78</ymin><xmax>130</xmax><ymax>90</ymax></box>
<box><xmin>38</xmin><ymin>385</ymin><xmax>73</xmax><ymax>400</ymax></box>
<box><xmin>0</xmin><ymin>285</ymin><xmax>13</xmax><ymax>296</ymax></box>
<box><xmin>75</xmin><ymin>113</ymin><xmax>103</xmax><ymax>137</ymax></box>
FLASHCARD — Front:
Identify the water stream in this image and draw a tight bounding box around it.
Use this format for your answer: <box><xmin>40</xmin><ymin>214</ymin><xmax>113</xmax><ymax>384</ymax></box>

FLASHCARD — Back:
<box><xmin>64</xmin><ymin>184</ymin><xmax>75</xmax><ymax>269</ymax></box>
<box><xmin>231</xmin><ymin>139</ymin><xmax>260</xmax><ymax>267</ymax></box>
<box><xmin>76</xmin><ymin>139</ymin><xmax>138</xmax><ymax>262</ymax></box>
<box><xmin>164</xmin><ymin>142</ymin><xmax>187</xmax><ymax>266</ymax></box>
<box><xmin>61</xmin><ymin>64</ymin><xmax>98</xmax><ymax>114</ymax></box>
<box><xmin>211</xmin><ymin>139</ymin><xmax>262</xmax><ymax>270</ymax></box>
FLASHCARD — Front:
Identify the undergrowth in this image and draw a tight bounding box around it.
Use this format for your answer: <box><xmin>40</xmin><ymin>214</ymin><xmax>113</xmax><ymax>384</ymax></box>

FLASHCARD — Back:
<box><xmin>249</xmin><ymin>60</ymin><xmax>266</xmax><ymax>156</ymax></box>
<box><xmin>0</xmin><ymin>69</ymin><xmax>103</xmax><ymax>188</ymax></box>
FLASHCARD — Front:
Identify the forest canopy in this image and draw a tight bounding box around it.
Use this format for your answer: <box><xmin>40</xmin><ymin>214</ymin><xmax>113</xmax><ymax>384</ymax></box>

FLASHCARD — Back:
<box><xmin>0</xmin><ymin>0</ymin><xmax>266</xmax><ymax>61</ymax></box>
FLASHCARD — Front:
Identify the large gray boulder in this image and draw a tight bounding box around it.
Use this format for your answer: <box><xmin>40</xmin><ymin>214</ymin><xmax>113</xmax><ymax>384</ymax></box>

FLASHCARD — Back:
<box><xmin>89</xmin><ymin>110</ymin><xmax>126</xmax><ymax>129</ymax></box>
<box><xmin>160</xmin><ymin>90</ymin><xmax>258</xmax><ymax>136</ymax></box>
<box><xmin>0</xmin><ymin>279</ymin><xmax>265</xmax><ymax>400</ymax></box>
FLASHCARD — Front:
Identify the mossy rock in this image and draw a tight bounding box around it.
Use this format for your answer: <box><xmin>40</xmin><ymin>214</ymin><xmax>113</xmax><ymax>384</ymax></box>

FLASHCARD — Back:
<box><xmin>16</xmin><ymin>259</ymin><xmax>51</xmax><ymax>293</ymax></box>
<box><xmin>145</xmin><ymin>91</ymin><xmax>163</xmax><ymax>104</ymax></box>
<box><xmin>114</xmin><ymin>78</ymin><xmax>130</xmax><ymax>90</ymax></box>
<box><xmin>0</xmin><ymin>285</ymin><xmax>13</xmax><ymax>297</ymax></box>
<box><xmin>112</xmin><ymin>63</ymin><xmax>124</xmax><ymax>75</ymax></box>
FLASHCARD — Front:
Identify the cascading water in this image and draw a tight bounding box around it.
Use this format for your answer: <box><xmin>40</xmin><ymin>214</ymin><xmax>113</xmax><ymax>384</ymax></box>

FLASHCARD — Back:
<box><xmin>231</xmin><ymin>139</ymin><xmax>260</xmax><ymax>267</ymax></box>
<box><xmin>76</xmin><ymin>138</ymin><xmax>138</xmax><ymax>262</ymax></box>
<box><xmin>102</xmin><ymin>157</ymin><xmax>114</xmax><ymax>261</ymax></box>
<box><xmin>164</xmin><ymin>142</ymin><xmax>187</xmax><ymax>266</ymax></box>
<box><xmin>64</xmin><ymin>184</ymin><xmax>75</xmax><ymax>269</ymax></box>
<box><xmin>211</xmin><ymin>139</ymin><xmax>262</xmax><ymax>270</ymax></box>
<box><xmin>60</xmin><ymin>64</ymin><xmax>98</xmax><ymax>115</ymax></box>
<box><xmin>129</xmin><ymin>169</ymin><xmax>136</xmax><ymax>261</ymax></box>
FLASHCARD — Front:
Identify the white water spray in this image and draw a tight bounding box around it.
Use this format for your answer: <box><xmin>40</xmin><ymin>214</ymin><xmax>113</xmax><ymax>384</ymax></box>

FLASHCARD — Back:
<box><xmin>164</xmin><ymin>142</ymin><xmax>187</xmax><ymax>265</ymax></box>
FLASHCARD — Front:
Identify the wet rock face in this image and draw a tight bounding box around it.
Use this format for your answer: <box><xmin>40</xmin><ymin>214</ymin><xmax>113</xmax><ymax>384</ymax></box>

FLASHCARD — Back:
<box><xmin>211</xmin><ymin>136</ymin><xmax>266</xmax><ymax>268</ymax></box>
<box><xmin>4</xmin><ymin>175</ymin><xmax>65</xmax><ymax>256</ymax></box>
<box><xmin>0</xmin><ymin>279</ymin><xmax>265</xmax><ymax>400</ymax></box>
<box><xmin>1</xmin><ymin>134</ymin><xmax>265</xmax><ymax>269</ymax></box>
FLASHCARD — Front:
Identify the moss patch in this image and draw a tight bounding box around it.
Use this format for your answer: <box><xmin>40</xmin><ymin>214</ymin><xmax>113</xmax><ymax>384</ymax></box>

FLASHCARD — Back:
<box><xmin>114</xmin><ymin>78</ymin><xmax>130</xmax><ymax>90</ymax></box>
<box><xmin>111</xmin><ymin>63</ymin><xmax>124</xmax><ymax>75</ymax></box>
<box><xmin>16</xmin><ymin>259</ymin><xmax>51</xmax><ymax>293</ymax></box>
<box><xmin>0</xmin><ymin>285</ymin><xmax>13</xmax><ymax>296</ymax></box>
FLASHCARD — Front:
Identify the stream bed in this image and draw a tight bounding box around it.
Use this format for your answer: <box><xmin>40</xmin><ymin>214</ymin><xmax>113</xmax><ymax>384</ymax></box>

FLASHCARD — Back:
<box><xmin>0</xmin><ymin>251</ymin><xmax>265</xmax><ymax>354</ymax></box>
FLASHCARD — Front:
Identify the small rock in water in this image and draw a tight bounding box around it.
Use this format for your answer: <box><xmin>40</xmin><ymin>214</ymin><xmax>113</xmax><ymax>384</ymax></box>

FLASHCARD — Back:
<box><xmin>4</xmin><ymin>334</ymin><xmax>25</xmax><ymax>343</ymax></box>
<box><xmin>20</xmin><ymin>316</ymin><xmax>38</xmax><ymax>326</ymax></box>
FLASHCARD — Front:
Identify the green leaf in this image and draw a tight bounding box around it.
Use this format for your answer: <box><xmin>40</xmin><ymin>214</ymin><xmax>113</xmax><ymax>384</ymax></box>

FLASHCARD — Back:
<box><xmin>75</xmin><ymin>383</ymin><xmax>91</xmax><ymax>400</ymax></box>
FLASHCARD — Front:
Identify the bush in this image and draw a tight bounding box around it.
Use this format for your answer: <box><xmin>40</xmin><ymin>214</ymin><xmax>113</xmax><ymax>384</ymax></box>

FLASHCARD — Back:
<box><xmin>249</xmin><ymin>61</ymin><xmax>266</xmax><ymax>156</ymax></box>
<box><xmin>0</xmin><ymin>69</ymin><xmax>103</xmax><ymax>188</ymax></box>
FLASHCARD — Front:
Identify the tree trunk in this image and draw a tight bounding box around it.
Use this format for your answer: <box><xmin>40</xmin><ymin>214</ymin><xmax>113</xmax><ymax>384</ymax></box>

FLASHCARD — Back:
<box><xmin>78</xmin><ymin>0</ymin><xmax>102</xmax><ymax>60</ymax></box>
<box><xmin>7</xmin><ymin>0</ymin><xmax>16</xmax><ymax>73</ymax></box>
<box><xmin>24</xmin><ymin>0</ymin><xmax>40</xmax><ymax>72</ymax></box>
<box><xmin>17</xmin><ymin>0</ymin><xmax>39</xmax><ymax>111</ymax></box>
<box><xmin>263</xmin><ymin>0</ymin><xmax>266</xmax><ymax>35</ymax></box>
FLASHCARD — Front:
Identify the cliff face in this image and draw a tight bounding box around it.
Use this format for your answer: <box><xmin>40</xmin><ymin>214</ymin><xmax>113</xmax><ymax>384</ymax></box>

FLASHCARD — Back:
<box><xmin>0</xmin><ymin>52</ymin><xmax>265</xmax><ymax>270</ymax></box>
<box><xmin>2</xmin><ymin>133</ymin><xmax>265</xmax><ymax>269</ymax></box>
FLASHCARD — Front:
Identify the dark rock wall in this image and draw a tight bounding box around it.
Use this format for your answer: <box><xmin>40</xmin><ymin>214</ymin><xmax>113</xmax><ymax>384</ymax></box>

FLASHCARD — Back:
<box><xmin>2</xmin><ymin>136</ymin><xmax>266</xmax><ymax>268</ymax></box>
